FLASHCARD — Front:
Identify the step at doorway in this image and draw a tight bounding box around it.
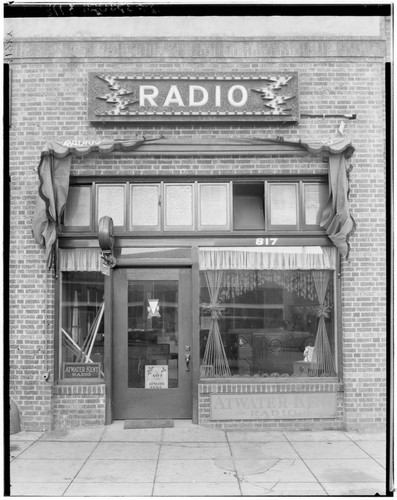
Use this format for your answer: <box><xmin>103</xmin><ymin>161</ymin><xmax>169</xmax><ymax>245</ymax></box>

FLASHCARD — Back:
<box><xmin>124</xmin><ymin>419</ymin><xmax>174</xmax><ymax>429</ymax></box>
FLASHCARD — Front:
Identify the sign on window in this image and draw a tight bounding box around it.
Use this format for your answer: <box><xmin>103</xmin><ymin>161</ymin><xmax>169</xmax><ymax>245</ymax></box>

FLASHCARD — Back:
<box><xmin>145</xmin><ymin>365</ymin><xmax>168</xmax><ymax>389</ymax></box>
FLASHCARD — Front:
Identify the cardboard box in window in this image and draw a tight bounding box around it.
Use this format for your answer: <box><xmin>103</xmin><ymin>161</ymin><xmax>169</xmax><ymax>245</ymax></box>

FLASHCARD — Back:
<box><xmin>293</xmin><ymin>361</ymin><xmax>312</xmax><ymax>376</ymax></box>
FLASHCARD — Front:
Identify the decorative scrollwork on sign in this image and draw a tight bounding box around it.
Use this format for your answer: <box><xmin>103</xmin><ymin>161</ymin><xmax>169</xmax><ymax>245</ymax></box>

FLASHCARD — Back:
<box><xmin>251</xmin><ymin>75</ymin><xmax>295</xmax><ymax>115</ymax></box>
<box><xmin>96</xmin><ymin>74</ymin><xmax>138</xmax><ymax>114</ymax></box>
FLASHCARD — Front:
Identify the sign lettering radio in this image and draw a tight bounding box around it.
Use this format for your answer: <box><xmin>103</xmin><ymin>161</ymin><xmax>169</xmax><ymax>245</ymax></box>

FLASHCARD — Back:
<box><xmin>210</xmin><ymin>392</ymin><xmax>337</xmax><ymax>420</ymax></box>
<box><xmin>63</xmin><ymin>363</ymin><xmax>101</xmax><ymax>379</ymax></box>
<box><xmin>88</xmin><ymin>73</ymin><xmax>299</xmax><ymax>123</ymax></box>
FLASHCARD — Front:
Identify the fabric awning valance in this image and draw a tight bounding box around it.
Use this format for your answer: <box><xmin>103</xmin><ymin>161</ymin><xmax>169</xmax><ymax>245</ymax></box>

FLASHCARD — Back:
<box><xmin>199</xmin><ymin>246</ymin><xmax>337</xmax><ymax>270</ymax></box>
<box><xmin>31</xmin><ymin>137</ymin><xmax>162</xmax><ymax>268</ymax></box>
<box><xmin>31</xmin><ymin>136</ymin><xmax>355</xmax><ymax>269</ymax></box>
<box><xmin>59</xmin><ymin>248</ymin><xmax>102</xmax><ymax>272</ymax></box>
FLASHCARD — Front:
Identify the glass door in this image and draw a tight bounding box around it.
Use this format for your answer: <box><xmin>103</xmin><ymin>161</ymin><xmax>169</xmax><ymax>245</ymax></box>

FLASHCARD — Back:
<box><xmin>113</xmin><ymin>268</ymin><xmax>192</xmax><ymax>419</ymax></box>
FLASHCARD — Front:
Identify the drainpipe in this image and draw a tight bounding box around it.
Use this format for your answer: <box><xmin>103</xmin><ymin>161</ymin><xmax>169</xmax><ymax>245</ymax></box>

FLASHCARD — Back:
<box><xmin>43</xmin><ymin>267</ymin><xmax>50</xmax><ymax>382</ymax></box>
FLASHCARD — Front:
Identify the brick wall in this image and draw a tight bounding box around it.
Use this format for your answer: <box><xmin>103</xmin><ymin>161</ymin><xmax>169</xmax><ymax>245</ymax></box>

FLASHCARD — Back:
<box><xmin>9</xmin><ymin>27</ymin><xmax>387</xmax><ymax>431</ymax></box>
<box><xmin>52</xmin><ymin>385</ymin><xmax>106</xmax><ymax>429</ymax></box>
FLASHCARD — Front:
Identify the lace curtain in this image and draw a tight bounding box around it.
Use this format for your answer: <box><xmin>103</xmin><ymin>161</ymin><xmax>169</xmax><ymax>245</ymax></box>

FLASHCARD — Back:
<box><xmin>201</xmin><ymin>270</ymin><xmax>231</xmax><ymax>377</ymax></box>
<box><xmin>311</xmin><ymin>270</ymin><xmax>336</xmax><ymax>376</ymax></box>
<box><xmin>199</xmin><ymin>246</ymin><xmax>336</xmax><ymax>271</ymax></box>
<box><xmin>59</xmin><ymin>248</ymin><xmax>102</xmax><ymax>271</ymax></box>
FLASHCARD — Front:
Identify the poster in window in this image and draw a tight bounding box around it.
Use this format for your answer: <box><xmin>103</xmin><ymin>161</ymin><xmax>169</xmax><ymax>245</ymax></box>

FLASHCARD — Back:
<box><xmin>145</xmin><ymin>365</ymin><xmax>168</xmax><ymax>389</ymax></box>
<box><xmin>270</xmin><ymin>184</ymin><xmax>297</xmax><ymax>226</ymax></box>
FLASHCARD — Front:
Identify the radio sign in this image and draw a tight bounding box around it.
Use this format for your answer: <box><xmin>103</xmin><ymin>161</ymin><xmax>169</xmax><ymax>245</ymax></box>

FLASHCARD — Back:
<box><xmin>63</xmin><ymin>363</ymin><xmax>101</xmax><ymax>379</ymax></box>
<box><xmin>210</xmin><ymin>392</ymin><xmax>337</xmax><ymax>420</ymax></box>
<box><xmin>88</xmin><ymin>73</ymin><xmax>299</xmax><ymax>123</ymax></box>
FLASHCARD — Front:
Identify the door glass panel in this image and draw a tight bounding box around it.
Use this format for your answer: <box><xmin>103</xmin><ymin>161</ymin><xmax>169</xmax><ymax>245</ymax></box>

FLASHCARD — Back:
<box><xmin>128</xmin><ymin>280</ymin><xmax>178</xmax><ymax>388</ymax></box>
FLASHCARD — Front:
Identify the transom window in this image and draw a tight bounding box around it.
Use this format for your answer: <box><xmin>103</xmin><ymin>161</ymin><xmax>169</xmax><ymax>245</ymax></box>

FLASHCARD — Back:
<box><xmin>62</xmin><ymin>178</ymin><xmax>328</xmax><ymax>233</ymax></box>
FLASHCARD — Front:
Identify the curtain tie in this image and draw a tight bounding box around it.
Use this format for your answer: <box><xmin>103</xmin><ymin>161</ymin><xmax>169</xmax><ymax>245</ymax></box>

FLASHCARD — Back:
<box><xmin>316</xmin><ymin>303</ymin><xmax>332</xmax><ymax>318</ymax></box>
<box><xmin>201</xmin><ymin>303</ymin><xmax>224</xmax><ymax>319</ymax></box>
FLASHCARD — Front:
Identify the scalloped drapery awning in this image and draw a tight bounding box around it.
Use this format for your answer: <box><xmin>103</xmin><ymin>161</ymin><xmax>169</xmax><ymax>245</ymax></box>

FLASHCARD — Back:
<box><xmin>31</xmin><ymin>137</ymin><xmax>163</xmax><ymax>268</ymax></box>
<box><xmin>31</xmin><ymin>136</ymin><xmax>355</xmax><ymax>269</ymax></box>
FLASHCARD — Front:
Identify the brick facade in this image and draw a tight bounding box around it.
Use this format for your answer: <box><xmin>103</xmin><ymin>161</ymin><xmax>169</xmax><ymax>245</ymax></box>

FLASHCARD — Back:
<box><xmin>52</xmin><ymin>385</ymin><xmax>106</xmax><ymax>430</ymax></box>
<box><xmin>9</xmin><ymin>23</ymin><xmax>388</xmax><ymax>431</ymax></box>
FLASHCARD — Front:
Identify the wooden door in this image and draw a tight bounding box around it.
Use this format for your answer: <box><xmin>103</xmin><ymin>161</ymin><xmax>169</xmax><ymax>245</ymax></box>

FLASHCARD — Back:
<box><xmin>113</xmin><ymin>268</ymin><xmax>192</xmax><ymax>419</ymax></box>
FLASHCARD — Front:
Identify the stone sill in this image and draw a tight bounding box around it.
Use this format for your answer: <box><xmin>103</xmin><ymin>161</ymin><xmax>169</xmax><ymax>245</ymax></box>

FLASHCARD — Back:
<box><xmin>199</xmin><ymin>377</ymin><xmax>343</xmax><ymax>392</ymax></box>
<box><xmin>55</xmin><ymin>379</ymin><xmax>104</xmax><ymax>385</ymax></box>
<box><xmin>10</xmin><ymin>39</ymin><xmax>386</xmax><ymax>59</ymax></box>
<box><xmin>12</xmin><ymin>36</ymin><xmax>386</xmax><ymax>42</ymax></box>
<box><xmin>200</xmin><ymin>376</ymin><xmax>340</xmax><ymax>383</ymax></box>
<box><xmin>53</xmin><ymin>383</ymin><xmax>106</xmax><ymax>396</ymax></box>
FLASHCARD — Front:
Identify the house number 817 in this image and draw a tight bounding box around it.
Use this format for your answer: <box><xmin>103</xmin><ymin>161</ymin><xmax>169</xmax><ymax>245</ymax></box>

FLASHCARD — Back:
<box><xmin>256</xmin><ymin>238</ymin><xmax>278</xmax><ymax>246</ymax></box>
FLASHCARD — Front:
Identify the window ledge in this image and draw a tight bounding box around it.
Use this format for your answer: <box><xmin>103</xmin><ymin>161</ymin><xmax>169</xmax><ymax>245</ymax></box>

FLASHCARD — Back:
<box><xmin>200</xmin><ymin>376</ymin><xmax>340</xmax><ymax>383</ymax></box>
<box><xmin>53</xmin><ymin>382</ymin><xmax>106</xmax><ymax>396</ymax></box>
<box><xmin>199</xmin><ymin>377</ymin><xmax>343</xmax><ymax>392</ymax></box>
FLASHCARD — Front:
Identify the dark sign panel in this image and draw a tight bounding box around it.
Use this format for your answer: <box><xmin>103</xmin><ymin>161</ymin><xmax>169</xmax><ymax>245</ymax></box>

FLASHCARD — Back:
<box><xmin>88</xmin><ymin>73</ymin><xmax>299</xmax><ymax>122</ymax></box>
<box><xmin>63</xmin><ymin>363</ymin><xmax>101</xmax><ymax>378</ymax></box>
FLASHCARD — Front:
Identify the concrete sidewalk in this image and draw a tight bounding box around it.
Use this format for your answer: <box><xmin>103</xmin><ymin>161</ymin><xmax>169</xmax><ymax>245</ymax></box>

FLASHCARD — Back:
<box><xmin>9</xmin><ymin>420</ymin><xmax>387</xmax><ymax>497</ymax></box>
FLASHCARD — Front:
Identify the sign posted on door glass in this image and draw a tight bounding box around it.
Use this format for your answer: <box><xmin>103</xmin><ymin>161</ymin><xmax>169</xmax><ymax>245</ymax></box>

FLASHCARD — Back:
<box><xmin>145</xmin><ymin>365</ymin><xmax>168</xmax><ymax>389</ymax></box>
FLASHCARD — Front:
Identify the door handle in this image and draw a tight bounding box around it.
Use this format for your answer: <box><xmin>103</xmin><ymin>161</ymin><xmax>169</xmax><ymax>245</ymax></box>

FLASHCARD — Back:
<box><xmin>185</xmin><ymin>353</ymin><xmax>191</xmax><ymax>372</ymax></box>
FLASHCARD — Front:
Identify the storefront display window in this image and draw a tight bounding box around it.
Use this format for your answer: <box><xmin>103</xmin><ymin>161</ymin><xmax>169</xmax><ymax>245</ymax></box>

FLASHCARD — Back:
<box><xmin>59</xmin><ymin>271</ymin><xmax>105</xmax><ymax>380</ymax></box>
<box><xmin>199</xmin><ymin>247</ymin><xmax>336</xmax><ymax>379</ymax></box>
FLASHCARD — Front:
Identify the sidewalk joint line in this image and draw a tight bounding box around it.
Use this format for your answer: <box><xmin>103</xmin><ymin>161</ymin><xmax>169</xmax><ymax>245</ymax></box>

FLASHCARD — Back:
<box><xmin>61</xmin><ymin>434</ymin><xmax>104</xmax><ymax>496</ymax></box>
<box><xmin>225</xmin><ymin>431</ymin><xmax>243</xmax><ymax>496</ymax></box>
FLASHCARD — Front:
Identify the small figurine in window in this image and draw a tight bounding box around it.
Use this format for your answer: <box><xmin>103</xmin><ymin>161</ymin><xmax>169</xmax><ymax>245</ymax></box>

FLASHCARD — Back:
<box><xmin>303</xmin><ymin>346</ymin><xmax>314</xmax><ymax>363</ymax></box>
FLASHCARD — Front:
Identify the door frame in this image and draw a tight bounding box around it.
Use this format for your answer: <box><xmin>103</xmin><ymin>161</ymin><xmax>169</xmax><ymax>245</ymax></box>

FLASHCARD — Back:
<box><xmin>103</xmin><ymin>247</ymin><xmax>200</xmax><ymax>424</ymax></box>
<box><xmin>113</xmin><ymin>267</ymin><xmax>192</xmax><ymax>419</ymax></box>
